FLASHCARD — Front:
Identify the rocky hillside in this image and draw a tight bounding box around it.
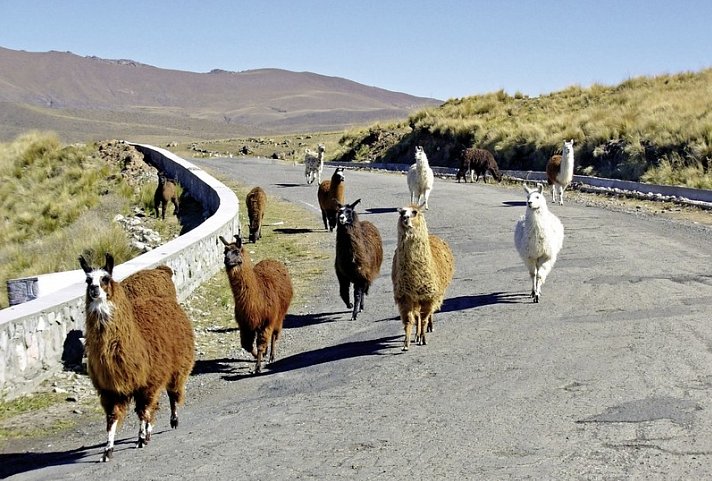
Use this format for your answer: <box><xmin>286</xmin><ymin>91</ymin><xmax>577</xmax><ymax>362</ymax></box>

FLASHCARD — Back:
<box><xmin>0</xmin><ymin>47</ymin><xmax>441</xmax><ymax>142</ymax></box>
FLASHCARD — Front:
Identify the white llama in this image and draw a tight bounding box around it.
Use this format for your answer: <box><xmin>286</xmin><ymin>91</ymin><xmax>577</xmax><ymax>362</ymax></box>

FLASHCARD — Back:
<box><xmin>407</xmin><ymin>146</ymin><xmax>434</xmax><ymax>209</ymax></box>
<box><xmin>304</xmin><ymin>144</ymin><xmax>326</xmax><ymax>185</ymax></box>
<box><xmin>546</xmin><ymin>139</ymin><xmax>575</xmax><ymax>205</ymax></box>
<box><xmin>514</xmin><ymin>184</ymin><xmax>564</xmax><ymax>302</ymax></box>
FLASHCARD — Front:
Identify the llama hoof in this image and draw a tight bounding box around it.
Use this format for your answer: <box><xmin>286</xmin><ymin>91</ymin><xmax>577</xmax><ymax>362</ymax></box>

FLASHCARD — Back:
<box><xmin>171</xmin><ymin>416</ymin><xmax>179</xmax><ymax>429</ymax></box>
<box><xmin>346</xmin><ymin>302</ymin><xmax>353</xmax><ymax>309</ymax></box>
<box><xmin>402</xmin><ymin>345</ymin><xmax>409</xmax><ymax>351</ymax></box>
<box><xmin>137</xmin><ymin>437</ymin><xmax>148</xmax><ymax>448</ymax></box>
<box><xmin>101</xmin><ymin>448</ymin><xmax>114</xmax><ymax>462</ymax></box>
<box><xmin>533</xmin><ymin>294</ymin><xmax>540</xmax><ymax>303</ymax></box>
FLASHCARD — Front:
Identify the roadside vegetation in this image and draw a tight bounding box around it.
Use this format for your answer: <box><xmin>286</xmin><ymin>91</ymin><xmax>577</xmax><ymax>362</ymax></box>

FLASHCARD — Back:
<box><xmin>334</xmin><ymin>68</ymin><xmax>712</xmax><ymax>186</ymax></box>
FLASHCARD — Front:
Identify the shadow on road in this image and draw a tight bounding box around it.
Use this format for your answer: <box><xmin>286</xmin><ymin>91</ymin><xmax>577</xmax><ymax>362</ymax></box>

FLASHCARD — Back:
<box><xmin>284</xmin><ymin>310</ymin><xmax>349</xmax><ymax>328</ymax></box>
<box><xmin>0</xmin><ymin>442</ymin><xmax>105</xmax><ymax>478</ymax></box>
<box><xmin>440</xmin><ymin>292</ymin><xmax>528</xmax><ymax>312</ymax></box>
<box><xmin>364</xmin><ymin>207</ymin><xmax>399</xmax><ymax>214</ymax></box>
<box><xmin>274</xmin><ymin>183</ymin><xmax>303</xmax><ymax>188</ymax></box>
<box><xmin>501</xmin><ymin>200</ymin><xmax>527</xmax><ymax>207</ymax></box>
<box><xmin>273</xmin><ymin>227</ymin><xmax>316</xmax><ymax>234</ymax></box>
<box><xmin>221</xmin><ymin>335</ymin><xmax>401</xmax><ymax>381</ymax></box>
<box><xmin>191</xmin><ymin>357</ymin><xmax>254</xmax><ymax>376</ymax></box>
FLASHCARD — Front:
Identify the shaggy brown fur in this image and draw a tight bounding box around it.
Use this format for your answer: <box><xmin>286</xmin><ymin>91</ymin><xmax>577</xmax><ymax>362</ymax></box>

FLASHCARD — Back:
<box><xmin>391</xmin><ymin>205</ymin><xmax>455</xmax><ymax>351</ymax></box>
<box><xmin>121</xmin><ymin>265</ymin><xmax>177</xmax><ymax>300</ymax></box>
<box><xmin>220</xmin><ymin>235</ymin><xmax>293</xmax><ymax>374</ymax></box>
<box><xmin>546</xmin><ymin>154</ymin><xmax>563</xmax><ymax>184</ymax></box>
<box><xmin>335</xmin><ymin>199</ymin><xmax>384</xmax><ymax>320</ymax></box>
<box><xmin>456</xmin><ymin>148</ymin><xmax>503</xmax><ymax>183</ymax></box>
<box><xmin>317</xmin><ymin>167</ymin><xmax>346</xmax><ymax>231</ymax></box>
<box><xmin>154</xmin><ymin>172</ymin><xmax>180</xmax><ymax>220</ymax></box>
<box><xmin>79</xmin><ymin>254</ymin><xmax>195</xmax><ymax>462</ymax></box>
<box><xmin>246</xmin><ymin>186</ymin><xmax>267</xmax><ymax>243</ymax></box>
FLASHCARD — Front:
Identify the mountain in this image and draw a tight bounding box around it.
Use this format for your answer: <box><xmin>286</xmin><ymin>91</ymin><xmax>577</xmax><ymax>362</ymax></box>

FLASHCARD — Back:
<box><xmin>0</xmin><ymin>46</ymin><xmax>442</xmax><ymax>142</ymax></box>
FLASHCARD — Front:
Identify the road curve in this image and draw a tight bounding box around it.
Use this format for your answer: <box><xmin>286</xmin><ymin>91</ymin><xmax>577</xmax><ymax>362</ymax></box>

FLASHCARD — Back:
<box><xmin>6</xmin><ymin>157</ymin><xmax>712</xmax><ymax>480</ymax></box>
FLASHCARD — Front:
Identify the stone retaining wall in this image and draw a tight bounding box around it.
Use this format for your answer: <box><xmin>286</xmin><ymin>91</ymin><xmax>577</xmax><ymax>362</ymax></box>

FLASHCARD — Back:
<box><xmin>0</xmin><ymin>144</ymin><xmax>240</xmax><ymax>399</ymax></box>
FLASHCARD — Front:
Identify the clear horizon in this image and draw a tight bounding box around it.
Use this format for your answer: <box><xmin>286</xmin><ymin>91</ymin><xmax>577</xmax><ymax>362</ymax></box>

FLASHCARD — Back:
<box><xmin>2</xmin><ymin>0</ymin><xmax>711</xmax><ymax>101</ymax></box>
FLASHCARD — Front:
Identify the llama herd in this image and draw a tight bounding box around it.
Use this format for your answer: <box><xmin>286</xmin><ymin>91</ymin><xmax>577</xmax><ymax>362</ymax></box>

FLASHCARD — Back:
<box><xmin>79</xmin><ymin>141</ymin><xmax>572</xmax><ymax>461</ymax></box>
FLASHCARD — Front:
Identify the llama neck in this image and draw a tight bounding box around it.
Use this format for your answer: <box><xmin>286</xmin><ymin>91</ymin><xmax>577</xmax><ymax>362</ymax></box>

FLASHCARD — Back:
<box><xmin>226</xmin><ymin>260</ymin><xmax>258</xmax><ymax>300</ymax></box>
<box><xmin>85</xmin><ymin>285</ymin><xmax>142</xmax><ymax>354</ymax></box>
<box><xmin>559</xmin><ymin>149</ymin><xmax>574</xmax><ymax>181</ymax></box>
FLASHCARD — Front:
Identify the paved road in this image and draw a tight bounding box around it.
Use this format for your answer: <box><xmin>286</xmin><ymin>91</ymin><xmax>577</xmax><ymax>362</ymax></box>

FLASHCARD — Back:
<box><xmin>5</xmin><ymin>157</ymin><xmax>712</xmax><ymax>480</ymax></box>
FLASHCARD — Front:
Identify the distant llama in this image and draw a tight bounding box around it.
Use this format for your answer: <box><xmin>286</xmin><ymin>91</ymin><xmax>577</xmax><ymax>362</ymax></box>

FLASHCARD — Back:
<box><xmin>407</xmin><ymin>146</ymin><xmax>435</xmax><ymax>209</ymax></box>
<box><xmin>304</xmin><ymin>144</ymin><xmax>326</xmax><ymax>184</ymax></box>
<box><xmin>546</xmin><ymin>139</ymin><xmax>575</xmax><ymax>205</ymax></box>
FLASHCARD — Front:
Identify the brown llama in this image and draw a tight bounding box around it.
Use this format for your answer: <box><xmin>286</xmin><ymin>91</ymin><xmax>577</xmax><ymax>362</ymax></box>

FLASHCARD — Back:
<box><xmin>456</xmin><ymin>147</ymin><xmax>503</xmax><ymax>183</ymax></box>
<box><xmin>334</xmin><ymin>199</ymin><xmax>384</xmax><ymax>320</ymax></box>
<box><xmin>246</xmin><ymin>186</ymin><xmax>267</xmax><ymax>242</ymax></box>
<box><xmin>317</xmin><ymin>167</ymin><xmax>346</xmax><ymax>231</ymax></box>
<box><xmin>219</xmin><ymin>235</ymin><xmax>293</xmax><ymax>374</ymax></box>
<box><xmin>79</xmin><ymin>254</ymin><xmax>195</xmax><ymax>462</ymax></box>
<box><xmin>154</xmin><ymin>172</ymin><xmax>180</xmax><ymax>219</ymax></box>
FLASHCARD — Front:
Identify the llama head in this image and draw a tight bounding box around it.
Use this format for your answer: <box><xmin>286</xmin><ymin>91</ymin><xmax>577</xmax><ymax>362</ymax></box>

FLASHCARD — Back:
<box><xmin>523</xmin><ymin>183</ymin><xmax>547</xmax><ymax>211</ymax></box>
<box><xmin>79</xmin><ymin>253</ymin><xmax>115</xmax><ymax>318</ymax></box>
<box><xmin>563</xmin><ymin>139</ymin><xmax>574</xmax><ymax>155</ymax></box>
<box><xmin>414</xmin><ymin>146</ymin><xmax>428</xmax><ymax>164</ymax></box>
<box><xmin>337</xmin><ymin>199</ymin><xmax>361</xmax><ymax>226</ymax></box>
<box><xmin>397</xmin><ymin>204</ymin><xmax>427</xmax><ymax>236</ymax></box>
<box><xmin>332</xmin><ymin>167</ymin><xmax>345</xmax><ymax>182</ymax></box>
<box><xmin>219</xmin><ymin>235</ymin><xmax>246</xmax><ymax>268</ymax></box>
<box><xmin>317</xmin><ymin>144</ymin><xmax>326</xmax><ymax>154</ymax></box>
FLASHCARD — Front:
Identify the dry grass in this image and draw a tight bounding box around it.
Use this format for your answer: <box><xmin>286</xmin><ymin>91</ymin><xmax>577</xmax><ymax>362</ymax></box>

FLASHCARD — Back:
<box><xmin>0</xmin><ymin>132</ymin><xmax>149</xmax><ymax>307</ymax></box>
<box><xmin>336</xmin><ymin>68</ymin><xmax>712</xmax><ymax>184</ymax></box>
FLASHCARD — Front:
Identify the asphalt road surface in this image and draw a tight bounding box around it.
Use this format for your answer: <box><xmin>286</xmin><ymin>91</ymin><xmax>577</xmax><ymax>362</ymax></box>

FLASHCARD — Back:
<box><xmin>5</xmin><ymin>157</ymin><xmax>712</xmax><ymax>480</ymax></box>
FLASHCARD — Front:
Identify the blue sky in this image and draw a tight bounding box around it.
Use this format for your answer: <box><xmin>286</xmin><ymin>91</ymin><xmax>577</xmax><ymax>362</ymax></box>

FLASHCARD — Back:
<box><xmin>2</xmin><ymin>1</ymin><xmax>711</xmax><ymax>100</ymax></box>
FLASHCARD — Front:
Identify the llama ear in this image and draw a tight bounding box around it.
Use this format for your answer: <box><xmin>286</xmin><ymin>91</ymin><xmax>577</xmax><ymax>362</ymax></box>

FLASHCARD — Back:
<box><xmin>79</xmin><ymin>256</ymin><xmax>92</xmax><ymax>274</ymax></box>
<box><xmin>523</xmin><ymin>183</ymin><xmax>534</xmax><ymax>194</ymax></box>
<box><xmin>351</xmin><ymin>199</ymin><xmax>361</xmax><ymax>208</ymax></box>
<box><xmin>234</xmin><ymin>235</ymin><xmax>243</xmax><ymax>248</ymax></box>
<box><xmin>219</xmin><ymin>235</ymin><xmax>229</xmax><ymax>246</ymax></box>
<box><xmin>536</xmin><ymin>183</ymin><xmax>544</xmax><ymax>194</ymax></box>
<box><xmin>103</xmin><ymin>253</ymin><xmax>114</xmax><ymax>276</ymax></box>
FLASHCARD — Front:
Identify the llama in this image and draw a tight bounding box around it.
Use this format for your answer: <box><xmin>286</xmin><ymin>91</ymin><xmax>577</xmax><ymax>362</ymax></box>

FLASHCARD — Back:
<box><xmin>456</xmin><ymin>147</ymin><xmax>503</xmax><ymax>183</ymax></box>
<box><xmin>407</xmin><ymin>146</ymin><xmax>435</xmax><ymax>209</ymax></box>
<box><xmin>546</xmin><ymin>139</ymin><xmax>575</xmax><ymax>205</ymax></box>
<box><xmin>334</xmin><ymin>199</ymin><xmax>384</xmax><ymax>320</ymax></box>
<box><xmin>514</xmin><ymin>184</ymin><xmax>565</xmax><ymax>302</ymax></box>
<box><xmin>317</xmin><ymin>167</ymin><xmax>346</xmax><ymax>231</ymax></box>
<box><xmin>219</xmin><ymin>235</ymin><xmax>293</xmax><ymax>374</ymax></box>
<box><xmin>246</xmin><ymin>186</ymin><xmax>267</xmax><ymax>242</ymax></box>
<box><xmin>304</xmin><ymin>144</ymin><xmax>326</xmax><ymax>185</ymax></box>
<box><xmin>79</xmin><ymin>254</ymin><xmax>195</xmax><ymax>462</ymax></box>
<box><xmin>154</xmin><ymin>172</ymin><xmax>180</xmax><ymax>220</ymax></box>
<box><xmin>391</xmin><ymin>204</ymin><xmax>454</xmax><ymax>350</ymax></box>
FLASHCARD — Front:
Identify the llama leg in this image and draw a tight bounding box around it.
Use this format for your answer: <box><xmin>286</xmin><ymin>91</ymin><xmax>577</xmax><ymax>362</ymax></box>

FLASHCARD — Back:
<box><xmin>527</xmin><ymin>260</ymin><xmax>537</xmax><ymax>299</ymax></box>
<box><xmin>99</xmin><ymin>391</ymin><xmax>130</xmax><ymax>462</ymax></box>
<box><xmin>321</xmin><ymin>210</ymin><xmax>329</xmax><ymax>230</ymax></box>
<box><xmin>535</xmin><ymin>256</ymin><xmax>556</xmax><ymax>302</ymax></box>
<box><xmin>337</xmin><ymin>271</ymin><xmax>353</xmax><ymax>309</ymax></box>
<box><xmin>167</xmin><ymin>373</ymin><xmax>188</xmax><ymax>429</ymax></box>
<box><xmin>401</xmin><ymin>307</ymin><xmax>416</xmax><ymax>351</ymax></box>
<box><xmin>173</xmin><ymin>198</ymin><xmax>180</xmax><ymax>216</ymax></box>
<box><xmin>134</xmin><ymin>390</ymin><xmax>160</xmax><ymax>447</ymax></box>
<box><xmin>559</xmin><ymin>186</ymin><xmax>566</xmax><ymax>205</ymax></box>
<box><xmin>254</xmin><ymin>328</ymin><xmax>272</xmax><ymax>374</ymax></box>
<box><xmin>269</xmin><ymin>329</ymin><xmax>280</xmax><ymax>364</ymax></box>
<box><xmin>551</xmin><ymin>185</ymin><xmax>557</xmax><ymax>204</ymax></box>
<box><xmin>418</xmin><ymin>304</ymin><xmax>434</xmax><ymax>345</ymax></box>
<box><xmin>351</xmin><ymin>286</ymin><xmax>362</xmax><ymax>321</ymax></box>
<box><xmin>423</xmin><ymin>188</ymin><xmax>431</xmax><ymax>209</ymax></box>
